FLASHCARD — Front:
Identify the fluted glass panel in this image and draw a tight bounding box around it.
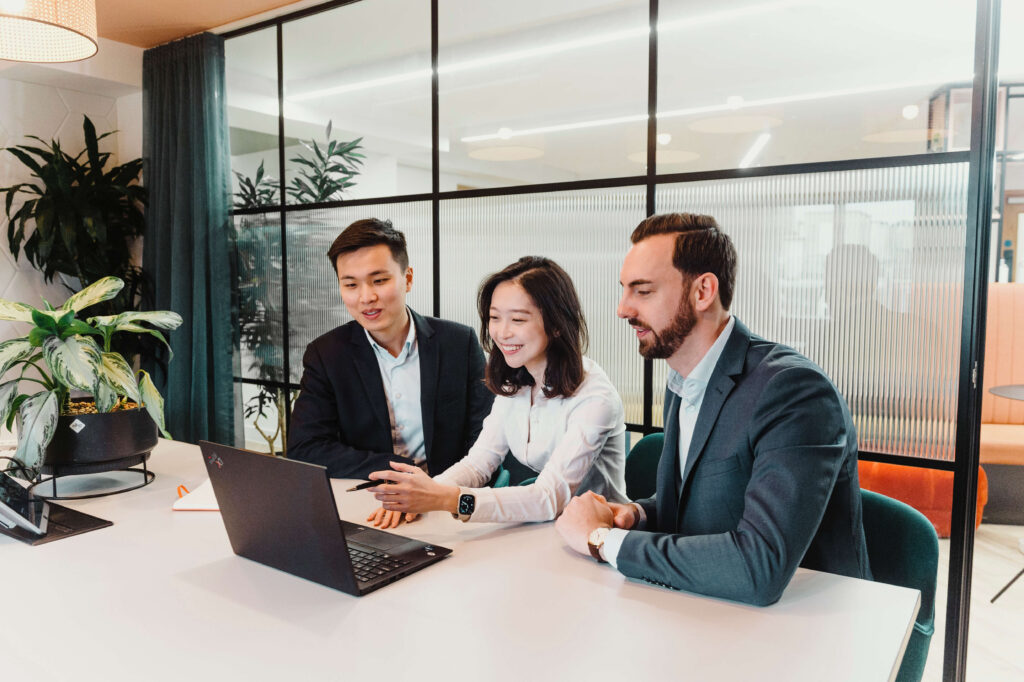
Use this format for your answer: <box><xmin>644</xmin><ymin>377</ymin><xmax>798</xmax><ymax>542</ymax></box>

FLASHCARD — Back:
<box><xmin>656</xmin><ymin>162</ymin><xmax>969</xmax><ymax>462</ymax></box>
<box><xmin>235</xmin><ymin>212</ymin><xmax>284</xmax><ymax>384</ymax></box>
<box><xmin>440</xmin><ymin>188</ymin><xmax>647</xmax><ymax>423</ymax></box>
<box><xmin>285</xmin><ymin>202</ymin><xmax>433</xmax><ymax>383</ymax></box>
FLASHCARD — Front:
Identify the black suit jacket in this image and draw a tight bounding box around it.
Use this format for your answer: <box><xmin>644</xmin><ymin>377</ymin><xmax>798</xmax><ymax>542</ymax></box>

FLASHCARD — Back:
<box><xmin>618</xmin><ymin>319</ymin><xmax>871</xmax><ymax>605</ymax></box>
<box><xmin>288</xmin><ymin>309</ymin><xmax>493</xmax><ymax>479</ymax></box>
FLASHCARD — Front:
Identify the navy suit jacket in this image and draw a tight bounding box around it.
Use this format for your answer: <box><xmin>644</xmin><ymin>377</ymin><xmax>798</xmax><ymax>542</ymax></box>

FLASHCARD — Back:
<box><xmin>288</xmin><ymin>309</ymin><xmax>493</xmax><ymax>479</ymax></box>
<box><xmin>617</xmin><ymin>319</ymin><xmax>871</xmax><ymax>605</ymax></box>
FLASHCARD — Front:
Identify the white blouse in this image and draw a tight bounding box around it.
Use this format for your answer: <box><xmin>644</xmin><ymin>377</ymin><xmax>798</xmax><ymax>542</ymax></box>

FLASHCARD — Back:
<box><xmin>434</xmin><ymin>357</ymin><xmax>628</xmax><ymax>523</ymax></box>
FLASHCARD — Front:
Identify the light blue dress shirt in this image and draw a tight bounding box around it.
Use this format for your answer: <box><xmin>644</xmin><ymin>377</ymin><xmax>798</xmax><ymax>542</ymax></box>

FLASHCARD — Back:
<box><xmin>364</xmin><ymin>312</ymin><xmax>425</xmax><ymax>464</ymax></box>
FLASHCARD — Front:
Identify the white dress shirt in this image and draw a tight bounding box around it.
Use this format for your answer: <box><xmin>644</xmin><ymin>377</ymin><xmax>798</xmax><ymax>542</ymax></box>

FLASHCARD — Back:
<box><xmin>434</xmin><ymin>357</ymin><xmax>627</xmax><ymax>523</ymax></box>
<box><xmin>603</xmin><ymin>316</ymin><xmax>735</xmax><ymax>567</ymax></box>
<box><xmin>365</xmin><ymin>312</ymin><xmax>425</xmax><ymax>463</ymax></box>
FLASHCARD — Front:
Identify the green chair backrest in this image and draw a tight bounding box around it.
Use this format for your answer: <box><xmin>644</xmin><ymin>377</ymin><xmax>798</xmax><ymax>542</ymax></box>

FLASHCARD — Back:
<box><xmin>626</xmin><ymin>433</ymin><xmax>664</xmax><ymax>500</ymax></box>
<box><xmin>860</xmin><ymin>488</ymin><xmax>939</xmax><ymax>682</ymax></box>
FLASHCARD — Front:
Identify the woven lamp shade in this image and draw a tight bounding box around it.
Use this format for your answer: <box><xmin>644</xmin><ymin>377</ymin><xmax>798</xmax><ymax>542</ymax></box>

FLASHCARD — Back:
<box><xmin>0</xmin><ymin>0</ymin><xmax>98</xmax><ymax>62</ymax></box>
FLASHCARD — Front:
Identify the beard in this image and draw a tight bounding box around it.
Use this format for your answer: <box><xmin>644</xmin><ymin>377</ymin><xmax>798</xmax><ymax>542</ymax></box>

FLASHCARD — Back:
<box><xmin>630</xmin><ymin>298</ymin><xmax>696</xmax><ymax>359</ymax></box>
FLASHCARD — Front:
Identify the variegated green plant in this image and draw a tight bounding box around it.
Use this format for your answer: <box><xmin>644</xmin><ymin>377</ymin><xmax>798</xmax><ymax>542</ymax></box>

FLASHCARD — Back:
<box><xmin>0</xmin><ymin>276</ymin><xmax>181</xmax><ymax>475</ymax></box>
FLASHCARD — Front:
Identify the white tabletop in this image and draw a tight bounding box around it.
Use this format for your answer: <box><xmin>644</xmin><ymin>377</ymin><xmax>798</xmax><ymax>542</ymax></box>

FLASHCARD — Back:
<box><xmin>1</xmin><ymin>440</ymin><xmax>919</xmax><ymax>682</ymax></box>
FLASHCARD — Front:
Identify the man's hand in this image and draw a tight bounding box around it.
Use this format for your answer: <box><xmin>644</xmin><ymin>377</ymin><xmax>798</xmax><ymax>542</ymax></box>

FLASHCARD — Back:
<box><xmin>366</xmin><ymin>506</ymin><xmax>419</xmax><ymax>529</ymax></box>
<box><xmin>608</xmin><ymin>502</ymin><xmax>640</xmax><ymax>530</ymax></box>
<box><xmin>555</xmin><ymin>491</ymin><xmax>614</xmax><ymax>557</ymax></box>
<box><xmin>369</xmin><ymin>461</ymin><xmax>460</xmax><ymax>515</ymax></box>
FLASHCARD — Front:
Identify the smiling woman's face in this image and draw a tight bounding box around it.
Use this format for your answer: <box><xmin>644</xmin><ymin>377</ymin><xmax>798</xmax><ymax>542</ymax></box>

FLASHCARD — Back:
<box><xmin>488</xmin><ymin>280</ymin><xmax>549</xmax><ymax>381</ymax></box>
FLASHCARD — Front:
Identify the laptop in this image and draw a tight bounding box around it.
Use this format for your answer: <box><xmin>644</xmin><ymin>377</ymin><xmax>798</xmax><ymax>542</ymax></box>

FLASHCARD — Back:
<box><xmin>198</xmin><ymin>441</ymin><xmax>451</xmax><ymax>596</ymax></box>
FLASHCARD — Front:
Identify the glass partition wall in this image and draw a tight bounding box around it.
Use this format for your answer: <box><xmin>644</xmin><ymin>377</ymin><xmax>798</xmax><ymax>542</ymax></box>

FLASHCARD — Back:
<box><xmin>224</xmin><ymin>1</ymin><xmax>1007</xmax><ymax>679</ymax></box>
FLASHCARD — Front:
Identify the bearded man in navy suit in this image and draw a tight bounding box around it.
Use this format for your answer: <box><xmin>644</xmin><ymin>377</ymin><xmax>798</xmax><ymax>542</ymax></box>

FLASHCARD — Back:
<box><xmin>556</xmin><ymin>213</ymin><xmax>871</xmax><ymax>605</ymax></box>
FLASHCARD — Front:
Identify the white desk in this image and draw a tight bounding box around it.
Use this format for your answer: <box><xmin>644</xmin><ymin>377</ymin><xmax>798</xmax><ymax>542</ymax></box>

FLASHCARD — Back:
<box><xmin>1</xmin><ymin>440</ymin><xmax>920</xmax><ymax>682</ymax></box>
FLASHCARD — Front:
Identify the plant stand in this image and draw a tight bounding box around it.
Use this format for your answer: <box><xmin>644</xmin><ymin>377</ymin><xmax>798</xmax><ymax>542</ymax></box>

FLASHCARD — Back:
<box><xmin>28</xmin><ymin>452</ymin><xmax>156</xmax><ymax>500</ymax></box>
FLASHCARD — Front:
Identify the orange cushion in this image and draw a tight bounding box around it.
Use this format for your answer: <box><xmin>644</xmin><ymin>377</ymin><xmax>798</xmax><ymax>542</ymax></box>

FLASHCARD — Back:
<box><xmin>858</xmin><ymin>461</ymin><xmax>988</xmax><ymax>538</ymax></box>
<box><xmin>979</xmin><ymin>423</ymin><xmax>1024</xmax><ymax>465</ymax></box>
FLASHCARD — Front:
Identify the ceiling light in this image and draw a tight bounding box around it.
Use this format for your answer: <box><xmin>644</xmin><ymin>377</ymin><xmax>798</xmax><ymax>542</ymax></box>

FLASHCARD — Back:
<box><xmin>656</xmin><ymin>133</ymin><xmax>672</xmax><ymax>145</ymax></box>
<box><xmin>462</xmin><ymin>75</ymin><xmax>968</xmax><ymax>143</ymax></box>
<box><xmin>689</xmin><ymin>115</ymin><xmax>782</xmax><ymax>134</ymax></box>
<box><xmin>862</xmin><ymin>128</ymin><xmax>933</xmax><ymax>144</ymax></box>
<box><xmin>287</xmin><ymin>0</ymin><xmax>809</xmax><ymax>102</ymax></box>
<box><xmin>0</xmin><ymin>0</ymin><xmax>98</xmax><ymax>63</ymax></box>
<box><xmin>627</xmin><ymin>150</ymin><xmax>698</xmax><ymax>165</ymax></box>
<box><xmin>461</xmin><ymin>113</ymin><xmax>647</xmax><ymax>143</ymax></box>
<box><xmin>739</xmin><ymin>133</ymin><xmax>771</xmax><ymax>168</ymax></box>
<box><xmin>902</xmin><ymin>104</ymin><xmax>920</xmax><ymax>120</ymax></box>
<box><xmin>658</xmin><ymin>0</ymin><xmax>806</xmax><ymax>32</ymax></box>
<box><xmin>468</xmin><ymin>146</ymin><xmax>544</xmax><ymax>161</ymax></box>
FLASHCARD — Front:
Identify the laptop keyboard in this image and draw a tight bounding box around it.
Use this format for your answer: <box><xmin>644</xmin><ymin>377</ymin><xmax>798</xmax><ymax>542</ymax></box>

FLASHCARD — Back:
<box><xmin>348</xmin><ymin>545</ymin><xmax>412</xmax><ymax>583</ymax></box>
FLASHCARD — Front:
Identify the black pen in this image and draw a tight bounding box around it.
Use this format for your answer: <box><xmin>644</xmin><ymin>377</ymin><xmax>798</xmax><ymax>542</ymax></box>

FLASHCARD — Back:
<box><xmin>345</xmin><ymin>480</ymin><xmax>390</xmax><ymax>492</ymax></box>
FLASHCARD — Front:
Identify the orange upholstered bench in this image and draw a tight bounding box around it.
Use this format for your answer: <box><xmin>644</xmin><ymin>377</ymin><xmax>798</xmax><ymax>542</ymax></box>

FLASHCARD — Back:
<box><xmin>979</xmin><ymin>283</ymin><xmax>1024</xmax><ymax>523</ymax></box>
<box><xmin>858</xmin><ymin>461</ymin><xmax>987</xmax><ymax>538</ymax></box>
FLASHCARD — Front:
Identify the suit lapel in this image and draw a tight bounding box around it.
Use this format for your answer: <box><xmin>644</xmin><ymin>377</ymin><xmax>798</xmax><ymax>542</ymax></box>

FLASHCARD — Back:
<box><xmin>413</xmin><ymin>311</ymin><xmax>439</xmax><ymax>460</ymax></box>
<box><xmin>349</xmin><ymin>324</ymin><xmax>392</xmax><ymax>431</ymax></box>
<box><xmin>678</xmin><ymin>320</ymin><xmax>751</xmax><ymax>504</ymax></box>
<box><xmin>658</xmin><ymin>388</ymin><xmax>683</xmax><ymax>531</ymax></box>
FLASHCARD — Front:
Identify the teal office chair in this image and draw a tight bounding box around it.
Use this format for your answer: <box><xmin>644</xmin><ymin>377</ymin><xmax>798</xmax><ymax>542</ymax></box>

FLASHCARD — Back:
<box><xmin>625</xmin><ymin>433</ymin><xmax>664</xmax><ymax>500</ymax></box>
<box><xmin>518</xmin><ymin>476</ymin><xmax>537</xmax><ymax>486</ymax></box>
<box><xmin>860</xmin><ymin>489</ymin><xmax>939</xmax><ymax>682</ymax></box>
<box><xmin>493</xmin><ymin>466</ymin><xmax>510</xmax><ymax>488</ymax></box>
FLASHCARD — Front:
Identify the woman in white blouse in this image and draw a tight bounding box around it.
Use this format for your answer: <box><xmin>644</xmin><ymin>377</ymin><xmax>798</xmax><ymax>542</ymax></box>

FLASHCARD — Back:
<box><xmin>366</xmin><ymin>256</ymin><xmax>627</xmax><ymax>526</ymax></box>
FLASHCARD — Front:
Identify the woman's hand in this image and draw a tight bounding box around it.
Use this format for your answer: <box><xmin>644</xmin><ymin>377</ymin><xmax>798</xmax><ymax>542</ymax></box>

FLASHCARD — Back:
<box><xmin>366</xmin><ymin>506</ymin><xmax>419</xmax><ymax>529</ymax></box>
<box><xmin>369</xmin><ymin>461</ymin><xmax>461</xmax><ymax>515</ymax></box>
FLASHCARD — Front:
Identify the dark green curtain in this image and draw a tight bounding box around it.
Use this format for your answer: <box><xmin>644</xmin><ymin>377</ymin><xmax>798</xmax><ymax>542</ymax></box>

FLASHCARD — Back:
<box><xmin>142</xmin><ymin>33</ymin><xmax>235</xmax><ymax>445</ymax></box>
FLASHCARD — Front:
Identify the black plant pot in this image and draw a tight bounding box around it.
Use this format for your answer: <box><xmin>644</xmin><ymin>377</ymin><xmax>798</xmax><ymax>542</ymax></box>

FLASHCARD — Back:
<box><xmin>42</xmin><ymin>404</ymin><xmax>159</xmax><ymax>477</ymax></box>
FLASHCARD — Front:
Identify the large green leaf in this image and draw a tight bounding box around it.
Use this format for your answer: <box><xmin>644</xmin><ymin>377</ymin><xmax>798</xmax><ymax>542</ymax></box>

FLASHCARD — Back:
<box><xmin>99</xmin><ymin>352</ymin><xmax>140</xmax><ymax>403</ymax></box>
<box><xmin>137</xmin><ymin>369</ymin><xmax>169</xmax><ymax>438</ymax></box>
<box><xmin>90</xmin><ymin>310</ymin><xmax>183</xmax><ymax>331</ymax></box>
<box><xmin>93</xmin><ymin>377</ymin><xmax>117</xmax><ymax>412</ymax></box>
<box><xmin>0</xmin><ymin>297</ymin><xmax>34</xmax><ymax>322</ymax></box>
<box><xmin>13</xmin><ymin>390</ymin><xmax>58</xmax><ymax>471</ymax></box>
<box><xmin>60</xmin><ymin>276</ymin><xmax>124</xmax><ymax>313</ymax></box>
<box><xmin>42</xmin><ymin>334</ymin><xmax>102</xmax><ymax>391</ymax></box>
<box><xmin>0</xmin><ymin>380</ymin><xmax>18</xmax><ymax>427</ymax></box>
<box><xmin>0</xmin><ymin>339</ymin><xmax>34</xmax><ymax>377</ymax></box>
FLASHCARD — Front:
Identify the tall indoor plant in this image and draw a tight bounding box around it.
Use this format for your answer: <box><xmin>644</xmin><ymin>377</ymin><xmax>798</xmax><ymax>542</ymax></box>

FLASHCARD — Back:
<box><xmin>0</xmin><ymin>277</ymin><xmax>181</xmax><ymax>478</ymax></box>
<box><xmin>0</xmin><ymin>115</ymin><xmax>151</xmax><ymax>361</ymax></box>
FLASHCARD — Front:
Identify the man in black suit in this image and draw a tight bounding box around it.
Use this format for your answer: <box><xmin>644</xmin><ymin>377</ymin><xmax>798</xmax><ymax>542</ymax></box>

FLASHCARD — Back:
<box><xmin>288</xmin><ymin>219</ymin><xmax>492</xmax><ymax>514</ymax></box>
<box><xmin>556</xmin><ymin>213</ymin><xmax>870</xmax><ymax>606</ymax></box>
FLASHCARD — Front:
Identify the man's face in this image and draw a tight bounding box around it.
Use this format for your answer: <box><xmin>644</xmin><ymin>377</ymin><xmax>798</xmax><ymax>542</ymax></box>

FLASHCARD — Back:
<box><xmin>617</xmin><ymin>233</ymin><xmax>695</xmax><ymax>359</ymax></box>
<box><xmin>336</xmin><ymin>244</ymin><xmax>412</xmax><ymax>337</ymax></box>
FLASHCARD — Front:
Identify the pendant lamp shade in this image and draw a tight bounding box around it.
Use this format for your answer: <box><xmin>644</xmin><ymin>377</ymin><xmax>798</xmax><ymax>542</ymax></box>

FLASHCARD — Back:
<box><xmin>0</xmin><ymin>0</ymin><xmax>98</xmax><ymax>63</ymax></box>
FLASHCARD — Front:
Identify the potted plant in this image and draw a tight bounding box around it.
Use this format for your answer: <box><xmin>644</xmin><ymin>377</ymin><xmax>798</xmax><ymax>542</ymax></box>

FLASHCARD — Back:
<box><xmin>0</xmin><ymin>276</ymin><xmax>181</xmax><ymax>480</ymax></box>
<box><xmin>0</xmin><ymin>115</ymin><xmax>152</xmax><ymax>363</ymax></box>
<box><xmin>286</xmin><ymin>120</ymin><xmax>364</xmax><ymax>204</ymax></box>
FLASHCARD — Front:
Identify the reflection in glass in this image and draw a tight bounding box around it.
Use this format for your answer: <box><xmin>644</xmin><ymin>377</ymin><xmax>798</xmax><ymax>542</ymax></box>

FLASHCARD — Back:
<box><xmin>226</xmin><ymin>28</ymin><xmax>281</xmax><ymax>208</ymax></box>
<box><xmin>656</xmin><ymin>162</ymin><xmax>969</xmax><ymax>461</ymax></box>
<box><xmin>282</xmin><ymin>0</ymin><xmax>432</xmax><ymax>201</ymax></box>
<box><xmin>657</xmin><ymin>0</ymin><xmax>975</xmax><ymax>171</ymax></box>
<box><xmin>439</xmin><ymin>0</ymin><xmax>649</xmax><ymax>189</ymax></box>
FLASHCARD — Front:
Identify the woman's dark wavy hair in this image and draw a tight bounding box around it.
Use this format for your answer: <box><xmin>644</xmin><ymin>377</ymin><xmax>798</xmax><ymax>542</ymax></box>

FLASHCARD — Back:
<box><xmin>477</xmin><ymin>257</ymin><xmax>588</xmax><ymax>399</ymax></box>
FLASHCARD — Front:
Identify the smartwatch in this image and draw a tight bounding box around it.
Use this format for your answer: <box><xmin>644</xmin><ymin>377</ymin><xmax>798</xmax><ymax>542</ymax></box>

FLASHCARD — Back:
<box><xmin>587</xmin><ymin>527</ymin><xmax>610</xmax><ymax>563</ymax></box>
<box><xmin>452</xmin><ymin>489</ymin><xmax>475</xmax><ymax>522</ymax></box>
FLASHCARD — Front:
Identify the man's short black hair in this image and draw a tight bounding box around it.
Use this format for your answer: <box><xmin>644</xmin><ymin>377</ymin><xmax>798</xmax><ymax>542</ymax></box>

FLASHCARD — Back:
<box><xmin>631</xmin><ymin>212</ymin><xmax>737</xmax><ymax>310</ymax></box>
<box><xmin>327</xmin><ymin>218</ymin><xmax>409</xmax><ymax>273</ymax></box>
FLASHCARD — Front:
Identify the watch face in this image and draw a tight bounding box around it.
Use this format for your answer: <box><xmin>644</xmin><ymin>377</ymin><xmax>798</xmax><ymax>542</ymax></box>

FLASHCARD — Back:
<box><xmin>458</xmin><ymin>493</ymin><xmax>475</xmax><ymax>515</ymax></box>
